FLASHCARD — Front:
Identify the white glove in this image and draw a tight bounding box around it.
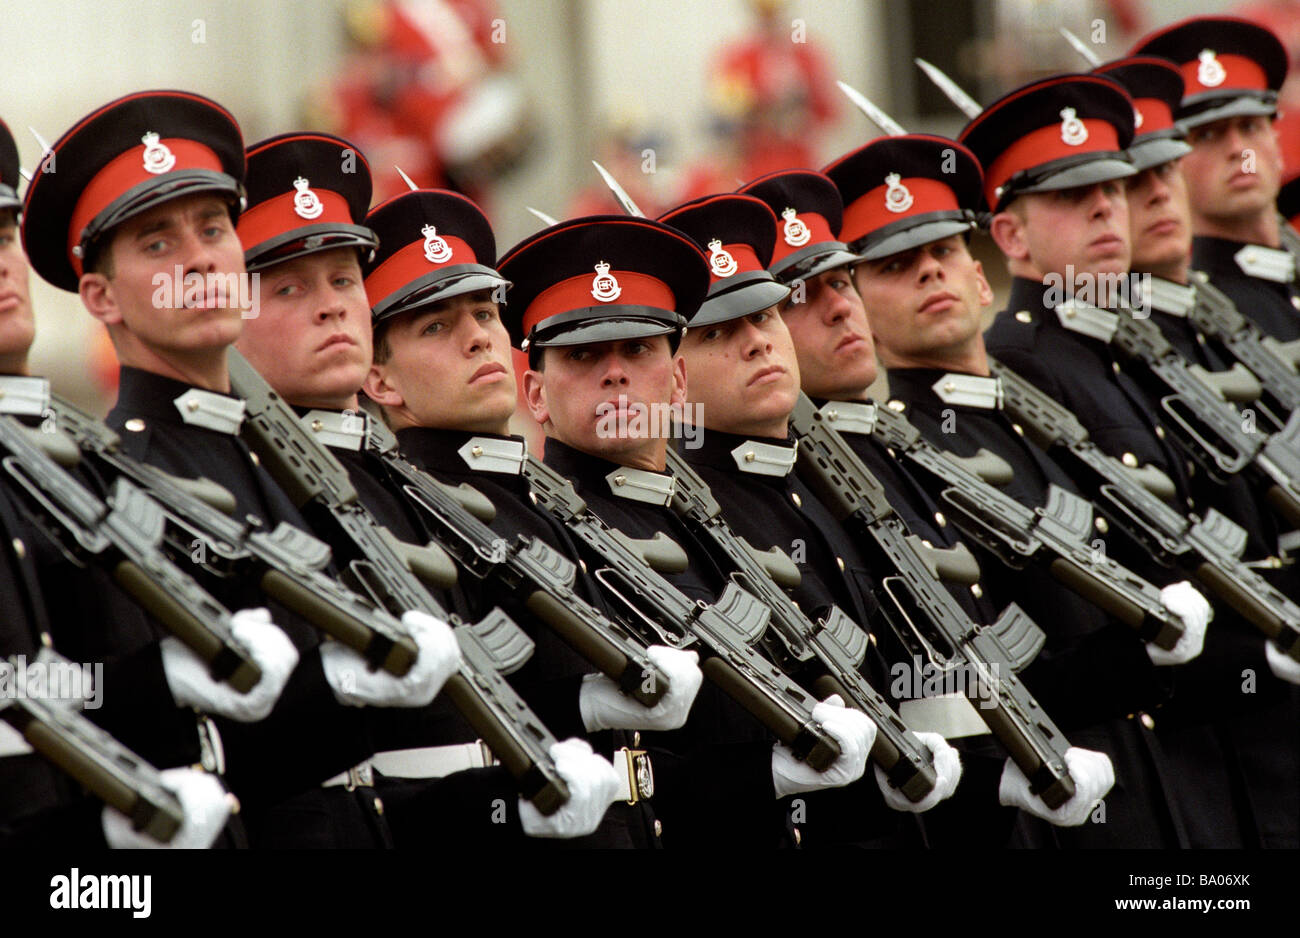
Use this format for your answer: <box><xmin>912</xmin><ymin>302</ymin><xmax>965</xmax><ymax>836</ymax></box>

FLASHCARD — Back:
<box><xmin>999</xmin><ymin>746</ymin><xmax>1114</xmax><ymax>827</ymax></box>
<box><xmin>518</xmin><ymin>738</ymin><xmax>621</xmax><ymax>838</ymax></box>
<box><xmin>1266</xmin><ymin>641</ymin><xmax>1300</xmax><ymax>685</ymax></box>
<box><xmin>1147</xmin><ymin>581</ymin><xmax>1211</xmax><ymax>666</ymax></box>
<box><xmin>772</xmin><ymin>695</ymin><xmax>877</xmax><ymax>798</ymax></box>
<box><xmin>161</xmin><ymin>607</ymin><xmax>298</xmax><ymax>722</ymax></box>
<box><xmin>102</xmin><ymin>768</ymin><xmax>233</xmax><ymax>849</ymax></box>
<box><xmin>874</xmin><ymin>731</ymin><xmax>963</xmax><ymax>812</ymax></box>
<box><xmin>322</xmin><ymin>609</ymin><xmax>461</xmax><ymax>708</ymax></box>
<box><xmin>579</xmin><ymin>646</ymin><xmax>703</xmax><ymax>732</ymax></box>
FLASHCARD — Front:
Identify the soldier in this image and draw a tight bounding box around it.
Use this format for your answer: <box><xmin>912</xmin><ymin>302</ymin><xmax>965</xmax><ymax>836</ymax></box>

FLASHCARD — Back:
<box><xmin>656</xmin><ymin>189</ymin><xmax>977</xmax><ymax>847</ymax></box>
<box><xmin>20</xmin><ymin>91</ymin><xmax>461</xmax><ymax>848</ymax></box>
<box><xmin>505</xmin><ymin>214</ymin><xmax>878</xmax><ymax>848</ymax></box>
<box><xmin>1132</xmin><ymin>17</ymin><xmax>1298</xmax><ymax>341</ymax></box>
<box><xmin>235</xmin><ymin>134</ymin><xmax>675</xmax><ymax>844</ymax></box>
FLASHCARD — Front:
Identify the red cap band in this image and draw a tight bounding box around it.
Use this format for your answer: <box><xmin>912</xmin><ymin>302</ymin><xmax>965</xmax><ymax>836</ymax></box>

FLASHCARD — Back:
<box><xmin>706</xmin><ymin>242</ymin><xmax>764</xmax><ymax>286</ymax></box>
<box><xmin>1133</xmin><ymin>98</ymin><xmax>1176</xmax><ymax>135</ymax></box>
<box><xmin>363</xmin><ymin>234</ymin><xmax>476</xmax><ymax>308</ymax></box>
<box><xmin>68</xmin><ymin>137</ymin><xmax>223</xmax><ymax>275</ymax></box>
<box><xmin>1181</xmin><ymin>53</ymin><xmax>1267</xmax><ymax>95</ymax></box>
<box><xmin>984</xmin><ymin>118</ymin><xmax>1121</xmax><ymax>207</ymax></box>
<box><xmin>770</xmin><ymin>211</ymin><xmax>836</xmax><ymax>266</ymax></box>
<box><xmin>521</xmin><ymin>269</ymin><xmax>675</xmax><ymax>337</ymax></box>
<box><xmin>841</xmin><ymin>177</ymin><xmax>960</xmax><ymax>245</ymax></box>
<box><xmin>236</xmin><ymin>187</ymin><xmax>353</xmax><ymax>255</ymax></box>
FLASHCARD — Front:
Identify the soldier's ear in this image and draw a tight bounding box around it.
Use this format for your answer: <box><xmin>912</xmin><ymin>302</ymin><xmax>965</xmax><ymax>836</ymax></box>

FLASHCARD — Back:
<box><xmin>988</xmin><ymin>210</ymin><xmax>1030</xmax><ymax>262</ymax></box>
<box><xmin>670</xmin><ymin>353</ymin><xmax>687</xmax><ymax>408</ymax></box>
<box><xmin>973</xmin><ymin>259</ymin><xmax>994</xmax><ymax>306</ymax></box>
<box><xmin>522</xmin><ymin>367</ymin><xmax>550</xmax><ymax>425</ymax></box>
<box><xmin>363</xmin><ymin>364</ymin><xmax>404</xmax><ymax>408</ymax></box>
<box><xmin>79</xmin><ymin>272</ymin><xmax>122</xmax><ymax>326</ymax></box>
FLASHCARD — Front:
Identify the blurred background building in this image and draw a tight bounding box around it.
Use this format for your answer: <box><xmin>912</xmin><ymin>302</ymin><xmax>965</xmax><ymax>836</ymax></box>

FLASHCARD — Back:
<box><xmin>0</xmin><ymin>0</ymin><xmax>1274</xmax><ymax>412</ymax></box>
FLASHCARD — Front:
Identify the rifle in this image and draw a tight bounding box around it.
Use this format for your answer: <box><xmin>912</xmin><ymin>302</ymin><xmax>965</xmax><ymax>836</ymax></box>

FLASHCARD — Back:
<box><xmin>227</xmin><ymin>351</ymin><xmax>570</xmax><ymax>814</ymax></box>
<box><xmin>857</xmin><ymin>400</ymin><xmax>1186</xmax><ymax>650</ymax></box>
<box><xmin>1</xmin><ymin>649</ymin><xmax>186</xmax><ymax>843</ymax></box>
<box><xmin>788</xmin><ymin>394</ymin><xmax>1077</xmax><ymax>808</ymax></box>
<box><xmin>45</xmin><ymin>394</ymin><xmax>422</xmax><ymax>678</ymax></box>
<box><xmin>0</xmin><ymin>414</ymin><xmax>262</xmax><ymax>692</ymax></box>
<box><xmin>990</xmin><ymin>358</ymin><xmax>1300</xmax><ymax>660</ymax></box>
<box><xmin>1106</xmin><ymin>306</ymin><xmax>1300</xmax><ymax>528</ymax></box>
<box><xmin>365</xmin><ymin>422</ymin><xmax>670</xmax><ymax>706</ymax></box>
<box><xmin>662</xmin><ymin>447</ymin><xmax>938</xmax><ymax>801</ymax></box>
<box><xmin>1184</xmin><ymin>277</ymin><xmax>1300</xmax><ymax>431</ymax></box>
<box><xmin>522</xmin><ymin>454</ymin><xmax>843</xmax><ymax>770</ymax></box>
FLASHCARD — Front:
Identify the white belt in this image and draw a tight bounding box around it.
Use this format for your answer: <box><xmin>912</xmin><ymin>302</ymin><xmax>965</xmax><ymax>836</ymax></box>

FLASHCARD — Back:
<box><xmin>370</xmin><ymin>742</ymin><xmax>496</xmax><ymax>779</ymax></box>
<box><xmin>322</xmin><ymin>760</ymin><xmax>375</xmax><ymax>790</ymax></box>
<box><xmin>898</xmin><ymin>693</ymin><xmax>991</xmax><ymax>739</ymax></box>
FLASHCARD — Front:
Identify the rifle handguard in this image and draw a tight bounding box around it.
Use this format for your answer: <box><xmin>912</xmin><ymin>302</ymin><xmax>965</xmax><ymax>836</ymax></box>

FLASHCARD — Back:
<box><xmin>906</xmin><ymin>536</ymin><xmax>982</xmax><ymax>585</ymax></box>
<box><xmin>738</xmin><ymin>537</ymin><xmax>801</xmax><ymax>589</ymax></box>
<box><xmin>1188</xmin><ymin>362</ymin><xmax>1262</xmax><ymax>403</ymax></box>
<box><xmin>610</xmin><ymin>529</ymin><xmax>689</xmax><ymax>574</ymax></box>
<box><xmin>944</xmin><ymin>447</ymin><xmax>1014</xmax><ymax>486</ymax></box>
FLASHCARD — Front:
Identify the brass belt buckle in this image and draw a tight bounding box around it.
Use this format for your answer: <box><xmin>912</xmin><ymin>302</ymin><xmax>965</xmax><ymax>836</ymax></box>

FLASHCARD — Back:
<box><xmin>345</xmin><ymin>762</ymin><xmax>374</xmax><ymax>791</ymax></box>
<box><xmin>616</xmin><ymin>748</ymin><xmax>654</xmax><ymax>804</ymax></box>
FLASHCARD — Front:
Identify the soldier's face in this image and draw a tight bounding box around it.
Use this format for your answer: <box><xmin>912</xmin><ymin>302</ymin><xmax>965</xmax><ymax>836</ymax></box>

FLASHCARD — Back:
<box><xmin>680</xmin><ymin>306</ymin><xmax>800</xmax><ymax>437</ymax></box>
<box><xmin>524</xmin><ymin>335</ymin><xmax>686</xmax><ymax>469</ymax></box>
<box><xmin>778</xmin><ymin>265</ymin><xmax>877</xmax><ymax>400</ymax></box>
<box><xmin>1012</xmin><ymin>181</ymin><xmax>1131</xmax><ymax>281</ymax></box>
<box><xmin>1125</xmin><ymin>160</ymin><xmax>1193</xmax><ymax>276</ymax></box>
<box><xmin>0</xmin><ymin>213</ymin><xmax>35</xmax><ymax>373</ymax></box>
<box><xmin>365</xmin><ymin>290</ymin><xmax>516</xmax><ymax>433</ymax></box>
<box><xmin>238</xmin><ymin>248</ymin><xmax>372</xmax><ymax>409</ymax></box>
<box><xmin>853</xmin><ymin>236</ymin><xmax>992</xmax><ymax>367</ymax></box>
<box><xmin>83</xmin><ymin>194</ymin><xmax>246</xmax><ymax>360</ymax></box>
<box><xmin>1180</xmin><ymin>114</ymin><xmax>1283</xmax><ymax>225</ymax></box>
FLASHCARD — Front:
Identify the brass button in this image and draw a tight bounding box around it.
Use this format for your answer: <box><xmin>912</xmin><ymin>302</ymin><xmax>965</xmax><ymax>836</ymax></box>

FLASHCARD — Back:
<box><xmin>310</xmin><ymin>419</ymin><xmax>323</xmax><ymax>432</ymax></box>
<box><xmin>1121</xmin><ymin>452</ymin><xmax>1138</xmax><ymax>467</ymax></box>
<box><xmin>1015</xmin><ymin>310</ymin><xmax>1032</xmax><ymax>324</ymax></box>
<box><xmin>934</xmin><ymin>511</ymin><xmax>946</xmax><ymax>527</ymax></box>
<box><xmin>1064</xmin><ymin>307</ymin><xmax>1075</xmax><ymax>319</ymax></box>
<box><xmin>791</xmin><ymin>492</ymin><xmax>802</xmax><ymax>507</ymax></box>
<box><xmin>124</xmin><ymin>418</ymin><xmax>146</xmax><ymax>432</ymax></box>
<box><xmin>528</xmin><ymin>490</ymin><xmax>539</xmax><ymax>505</ymax></box>
<box><xmin>653</xmin><ymin>819</ymin><xmax>663</xmax><ymax>837</ymax></box>
<box><xmin>944</xmin><ymin>381</ymin><xmax>956</xmax><ymax>393</ymax></box>
<box><xmin>11</xmin><ymin>538</ymin><xmax>24</xmax><ymax>560</ymax></box>
<box><xmin>1094</xmin><ymin>517</ymin><xmax>1109</xmax><ymax>534</ymax></box>
<box><xmin>1196</xmin><ymin>333</ymin><xmax>1207</xmax><ymax>346</ymax></box>
<box><xmin>374</xmin><ymin>796</ymin><xmax>384</xmax><ymax>816</ymax></box>
<box><xmin>578</xmin><ymin>558</ymin><xmax>588</xmax><ymax>574</ymax></box>
<box><xmin>970</xmin><ymin>583</ymin><xmax>983</xmax><ymax>599</ymax></box>
<box><xmin>835</xmin><ymin>556</ymin><xmax>845</xmax><ymax>571</ymax></box>
<box><xmin>472</xmin><ymin>445</ymin><xmax>483</xmax><ymax>457</ymax></box>
<box><xmin>1139</xmin><ymin>712</ymin><xmax>1155</xmax><ymax>731</ymax></box>
<box><xmin>867</xmin><ymin>632</ymin><xmax>877</xmax><ymax>647</ymax></box>
<box><xmin>1291</xmin><ymin>295</ymin><xmax>1300</xmax><ymax>312</ymax></box>
<box><xmin>633</xmin><ymin>731</ymin><xmax>641</xmax><ymax>747</ymax></box>
<box><xmin>187</xmin><ymin>399</ymin><xmax>200</xmax><ymax>412</ymax></box>
<box><xmin>613</xmin><ymin>474</ymin><xmax>626</xmax><ymax>486</ymax></box>
<box><xmin>887</xmin><ymin>399</ymin><xmax>906</xmax><ymax>412</ymax></box>
<box><xmin>744</xmin><ymin>451</ymin><xmax>756</xmax><ymax>462</ymax></box>
<box><xmin>827</xmin><ymin>409</ymin><xmax>838</xmax><ymax>421</ymax></box>
<box><xmin>793</xmin><ymin>826</ymin><xmax>802</xmax><ymax>846</ymax></box>
<box><xmin>1011</xmin><ymin>423</ymin><xmax>1024</xmax><ymax>436</ymax></box>
<box><xmin>1112</xmin><ymin>362</ymin><xmax>1122</xmax><ymax>375</ymax></box>
<box><xmin>249</xmin><ymin>451</ymin><xmax>261</xmax><ymax>466</ymax></box>
<box><xmin>1155</xmin><ymin>426</ymin><xmax>1166</xmax><ymax>440</ymax></box>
